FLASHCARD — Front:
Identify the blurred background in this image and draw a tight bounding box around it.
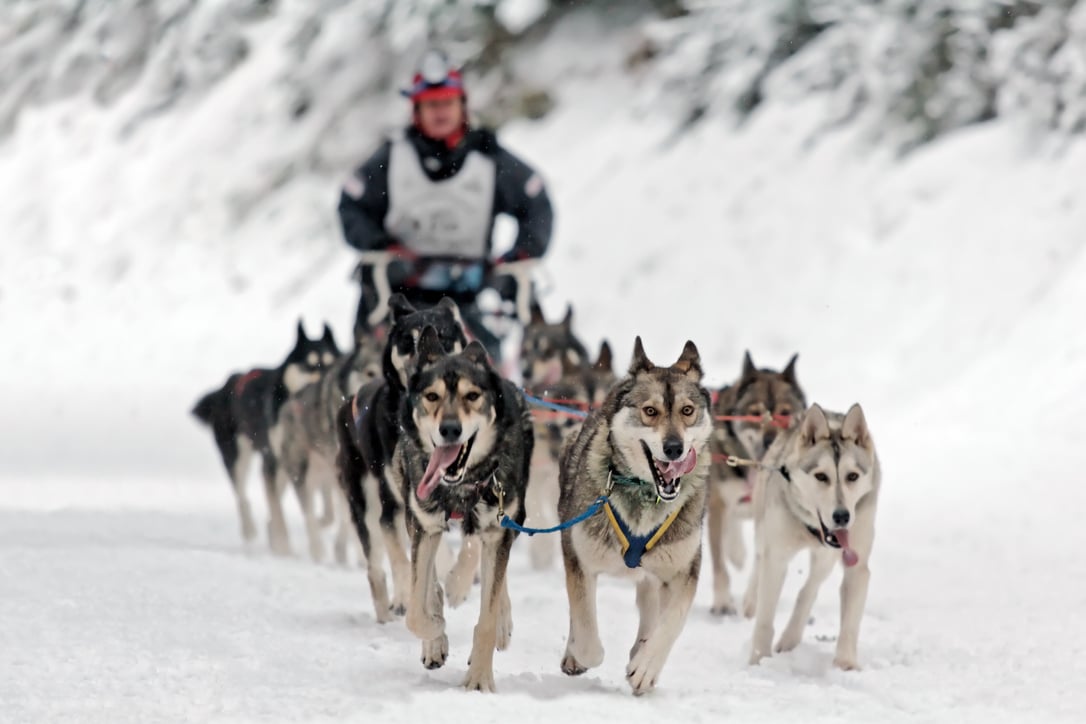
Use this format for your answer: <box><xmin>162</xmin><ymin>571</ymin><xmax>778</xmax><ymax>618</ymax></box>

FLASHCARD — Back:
<box><xmin>2</xmin><ymin>0</ymin><xmax>1084</xmax><ymax>482</ymax></box>
<box><xmin>2</xmin><ymin>2</ymin><xmax>1085</xmax><ymax>720</ymax></box>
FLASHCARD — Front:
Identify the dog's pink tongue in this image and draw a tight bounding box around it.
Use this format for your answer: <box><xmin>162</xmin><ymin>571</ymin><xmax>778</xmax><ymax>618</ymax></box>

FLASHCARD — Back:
<box><xmin>662</xmin><ymin>447</ymin><xmax>697</xmax><ymax>482</ymax></box>
<box><xmin>416</xmin><ymin>444</ymin><xmax>462</xmax><ymax>501</ymax></box>
<box><xmin>834</xmin><ymin>529</ymin><xmax>859</xmax><ymax>567</ymax></box>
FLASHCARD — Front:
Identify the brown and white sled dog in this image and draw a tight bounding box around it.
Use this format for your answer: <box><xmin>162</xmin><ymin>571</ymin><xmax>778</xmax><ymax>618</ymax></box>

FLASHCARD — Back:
<box><xmin>389</xmin><ymin>327</ymin><xmax>533</xmax><ymax>692</ymax></box>
<box><xmin>747</xmin><ymin>402</ymin><xmax>880</xmax><ymax>671</ymax></box>
<box><xmin>558</xmin><ymin>338</ymin><xmax>713</xmax><ymax>695</ymax></box>
<box><xmin>706</xmin><ymin>352</ymin><xmax>805</xmax><ymax>615</ymax></box>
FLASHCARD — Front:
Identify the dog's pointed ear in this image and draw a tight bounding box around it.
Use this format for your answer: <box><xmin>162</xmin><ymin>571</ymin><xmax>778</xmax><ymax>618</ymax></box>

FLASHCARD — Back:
<box><xmin>672</xmin><ymin>341</ymin><xmax>703</xmax><ymax>381</ymax></box>
<box><xmin>842</xmin><ymin>403</ymin><xmax>872</xmax><ymax>449</ymax></box>
<box><xmin>629</xmin><ymin>336</ymin><xmax>654</xmax><ymax>375</ymax></box>
<box><xmin>295</xmin><ymin>318</ymin><xmax>308</xmax><ymax>342</ymax></box>
<box><xmin>595</xmin><ymin>340</ymin><xmax>613</xmax><ymax>372</ymax></box>
<box><xmin>416</xmin><ymin>325</ymin><xmax>446</xmax><ymax>368</ymax></box>
<box><xmin>741</xmin><ymin>350</ymin><xmax>757</xmax><ymax>381</ymax></box>
<box><xmin>529</xmin><ymin>301</ymin><xmax>546</xmax><ymax>326</ymax></box>
<box><xmin>322</xmin><ymin>323</ymin><xmax>338</xmax><ymax>348</ymax></box>
<box><xmin>462</xmin><ymin>340</ymin><xmax>490</xmax><ymax>368</ymax></box>
<box><xmin>799</xmin><ymin>403</ymin><xmax>830</xmax><ymax>448</ymax></box>
<box><xmin>562</xmin><ymin>304</ymin><xmax>573</xmax><ymax>332</ymax></box>
<box><xmin>435</xmin><ymin>296</ymin><xmax>464</xmax><ymax>330</ymax></box>
<box><xmin>389</xmin><ymin>294</ymin><xmax>415</xmax><ymax>324</ymax></box>
<box><xmin>782</xmin><ymin>353</ymin><xmax>799</xmax><ymax>384</ymax></box>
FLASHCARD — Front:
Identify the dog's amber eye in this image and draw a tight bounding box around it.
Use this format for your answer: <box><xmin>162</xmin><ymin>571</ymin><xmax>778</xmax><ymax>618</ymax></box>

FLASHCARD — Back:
<box><xmin>814</xmin><ymin>472</ymin><xmax>830</xmax><ymax>483</ymax></box>
<box><xmin>681</xmin><ymin>405</ymin><xmax>695</xmax><ymax>417</ymax></box>
<box><xmin>778</xmin><ymin>408</ymin><xmax>791</xmax><ymax>417</ymax></box>
<box><xmin>643</xmin><ymin>406</ymin><xmax>658</xmax><ymax>417</ymax></box>
<box><xmin>465</xmin><ymin>391</ymin><xmax>481</xmax><ymax>402</ymax></box>
<box><xmin>424</xmin><ymin>392</ymin><xmax>441</xmax><ymax>403</ymax></box>
<box><xmin>846</xmin><ymin>472</ymin><xmax>859</xmax><ymax>483</ymax></box>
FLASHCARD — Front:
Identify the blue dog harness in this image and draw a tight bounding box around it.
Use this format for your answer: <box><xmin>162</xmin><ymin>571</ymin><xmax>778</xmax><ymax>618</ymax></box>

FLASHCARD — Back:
<box><xmin>602</xmin><ymin>497</ymin><xmax>682</xmax><ymax>569</ymax></box>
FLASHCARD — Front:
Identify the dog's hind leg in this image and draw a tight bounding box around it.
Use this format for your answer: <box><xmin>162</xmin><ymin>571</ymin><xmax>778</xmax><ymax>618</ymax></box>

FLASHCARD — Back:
<box><xmin>742</xmin><ymin>552</ymin><xmax>759</xmax><ymax>619</ymax></box>
<box><xmin>463</xmin><ymin>527</ymin><xmax>513</xmax><ymax>692</ymax></box>
<box><xmin>262</xmin><ymin>453</ymin><xmax>291</xmax><ymax>556</ymax></box>
<box><xmin>776</xmin><ymin>548</ymin><xmax>836</xmax><ymax>653</ymax></box>
<box><xmin>288</xmin><ymin>454</ymin><xmax>326</xmax><ymax>564</ymax></box>
<box><xmin>626</xmin><ymin>554</ymin><xmax>699</xmax><ymax>696</ymax></box>
<box><xmin>381</xmin><ymin>502</ymin><xmax>412</xmax><ymax>616</ymax></box>
<box><xmin>707</xmin><ymin>486</ymin><xmax>736</xmax><ymax>615</ymax></box>
<box><xmin>560</xmin><ymin>539</ymin><xmax>604</xmax><ymax>675</ymax></box>
<box><xmin>361</xmin><ymin>474</ymin><xmax>395</xmax><ymax>622</ymax></box>
<box><xmin>332</xmin><ymin>484</ymin><xmax>363</xmax><ymax>566</ymax></box>
<box><xmin>525</xmin><ymin>438</ymin><xmax>560</xmax><ymax>570</ymax></box>
<box><xmin>216</xmin><ymin>429</ymin><xmax>256</xmax><ymax>544</ymax></box>
<box><xmin>406</xmin><ymin>528</ymin><xmax>448</xmax><ymax>669</ymax></box>
<box><xmin>318</xmin><ymin>478</ymin><xmax>336</xmax><ymax>528</ymax></box>
<box><xmin>495</xmin><ymin>572</ymin><xmax>513</xmax><ymax>652</ymax></box>
<box><xmin>445</xmin><ymin>533</ymin><xmax>481</xmax><ymax>608</ymax></box>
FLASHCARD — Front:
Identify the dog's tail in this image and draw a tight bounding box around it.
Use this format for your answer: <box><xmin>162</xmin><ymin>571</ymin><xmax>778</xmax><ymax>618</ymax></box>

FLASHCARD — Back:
<box><xmin>191</xmin><ymin>385</ymin><xmax>226</xmax><ymax>426</ymax></box>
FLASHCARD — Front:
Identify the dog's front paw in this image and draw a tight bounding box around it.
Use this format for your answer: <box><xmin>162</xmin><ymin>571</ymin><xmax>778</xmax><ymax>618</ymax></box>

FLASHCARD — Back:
<box><xmin>566</xmin><ymin>635</ymin><xmax>604</xmax><ymax>671</ymax></box>
<box><xmin>560</xmin><ymin>652</ymin><xmax>588</xmax><ymax>676</ymax></box>
<box><xmin>626</xmin><ymin>644</ymin><xmax>664</xmax><ymax>696</ymax></box>
<box><xmin>710</xmin><ymin>598</ymin><xmax>738</xmax><ymax>617</ymax></box>
<box><xmin>748</xmin><ymin>641</ymin><xmax>772</xmax><ymax>667</ymax></box>
<box><xmin>421</xmin><ymin>635</ymin><xmax>448</xmax><ymax>669</ymax></box>
<box><xmin>775</xmin><ymin>626</ymin><xmax>804</xmax><ymax>654</ymax></box>
<box><xmin>390</xmin><ymin>601</ymin><xmax>407</xmax><ymax>617</ymax></box>
<box><xmin>462</xmin><ymin>663</ymin><xmax>496</xmax><ymax>692</ymax></box>
<box><xmin>833</xmin><ymin>654</ymin><xmax>860</xmax><ymax>671</ymax></box>
<box><xmin>405</xmin><ymin>609</ymin><xmax>444</xmax><ymax>642</ymax></box>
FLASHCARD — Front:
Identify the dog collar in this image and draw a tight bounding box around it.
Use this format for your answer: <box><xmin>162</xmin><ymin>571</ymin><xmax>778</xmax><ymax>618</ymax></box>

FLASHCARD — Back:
<box><xmin>602</xmin><ymin>499</ymin><xmax>682</xmax><ymax>569</ymax></box>
<box><xmin>607</xmin><ymin>466</ymin><xmax>663</xmax><ymax>505</ymax></box>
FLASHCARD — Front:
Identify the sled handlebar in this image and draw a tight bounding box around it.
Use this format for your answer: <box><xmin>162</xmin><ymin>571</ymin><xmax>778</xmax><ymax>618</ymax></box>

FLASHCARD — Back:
<box><xmin>351</xmin><ymin>252</ymin><xmax>540</xmax><ymax>327</ymax></box>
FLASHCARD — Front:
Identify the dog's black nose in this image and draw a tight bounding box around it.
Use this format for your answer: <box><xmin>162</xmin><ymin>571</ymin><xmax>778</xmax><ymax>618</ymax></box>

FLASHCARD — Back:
<box><xmin>439</xmin><ymin>419</ymin><xmax>462</xmax><ymax>442</ymax></box>
<box><xmin>662</xmin><ymin>438</ymin><xmax>684</xmax><ymax>461</ymax></box>
<box><xmin>832</xmin><ymin>508</ymin><xmax>850</xmax><ymax>527</ymax></box>
<box><xmin>762</xmin><ymin>430</ymin><xmax>777</xmax><ymax>449</ymax></box>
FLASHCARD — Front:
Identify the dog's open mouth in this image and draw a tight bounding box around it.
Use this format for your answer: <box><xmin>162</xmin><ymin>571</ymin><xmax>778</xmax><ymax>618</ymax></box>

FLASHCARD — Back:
<box><xmin>642</xmin><ymin>441</ymin><xmax>697</xmax><ymax>503</ymax></box>
<box><xmin>818</xmin><ymin>514</ymin><xmax>859</xmax><ymax>567</ymax></box>
<box><xmin>416</xmin><ymin>433</ymin><xmax>476</xmax><ymax>501</ymax></box>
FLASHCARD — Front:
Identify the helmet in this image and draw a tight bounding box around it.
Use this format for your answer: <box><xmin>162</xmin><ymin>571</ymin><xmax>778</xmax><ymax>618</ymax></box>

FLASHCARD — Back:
<box><xmin>402</xmin><ymin>49</ymin><xmax>465</xmax><ymax>103</ymax></box>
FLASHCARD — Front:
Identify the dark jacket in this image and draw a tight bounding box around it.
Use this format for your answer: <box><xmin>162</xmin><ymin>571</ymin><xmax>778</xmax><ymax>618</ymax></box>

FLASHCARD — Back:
<box><xmin>338</xmin><ymin>126</ymin><xmax>553</xmax><ymax>263</ymax></box>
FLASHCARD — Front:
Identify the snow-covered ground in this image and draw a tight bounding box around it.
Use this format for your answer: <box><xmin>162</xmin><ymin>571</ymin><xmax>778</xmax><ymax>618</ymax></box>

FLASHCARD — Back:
<box><xmin>3</xmin><ymin>5</ymin><xmax>1086</xmax><ymax>722</ymax></box>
